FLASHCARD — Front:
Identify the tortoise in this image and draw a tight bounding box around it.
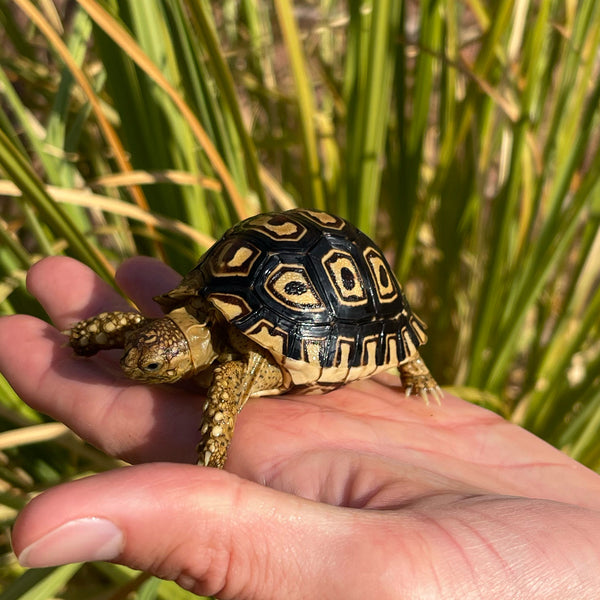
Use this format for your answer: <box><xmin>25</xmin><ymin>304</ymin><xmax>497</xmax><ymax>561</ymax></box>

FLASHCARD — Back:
<box><xmin>68</xmin><ymin>209</ymin><xmax>440</xmax><ymax>468</ymax></box>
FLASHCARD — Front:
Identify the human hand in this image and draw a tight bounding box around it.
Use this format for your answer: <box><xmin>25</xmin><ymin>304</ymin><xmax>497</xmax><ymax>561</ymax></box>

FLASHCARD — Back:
<box><xmin>2</xmin><ymin>256</ymin><xmax>600</xmax><ymax>600</ymax></box>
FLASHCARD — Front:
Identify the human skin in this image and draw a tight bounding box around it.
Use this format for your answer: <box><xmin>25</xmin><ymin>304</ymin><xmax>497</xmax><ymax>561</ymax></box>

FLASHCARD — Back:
<box><xmin>1</xmin><ymin>256</ymin><xmax>600</xmax><ymax>599</ymax></box>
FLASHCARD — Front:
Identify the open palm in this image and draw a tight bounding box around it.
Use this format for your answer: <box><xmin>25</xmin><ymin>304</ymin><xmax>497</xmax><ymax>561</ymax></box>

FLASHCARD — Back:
<box><xmin>2</xmin><ymin>256</ymin><xmax>600</xmax><ymax>599</ymax></box>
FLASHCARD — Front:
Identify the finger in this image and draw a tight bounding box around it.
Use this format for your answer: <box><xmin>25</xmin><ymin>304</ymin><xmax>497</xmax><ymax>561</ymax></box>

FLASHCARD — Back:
<box><xmin>12</xmin><ymin>464</ymin><xmax>600</xmax><ymax>599</ymax></box>
<box><xmin>27</xmin><ymin>256</ymin><xmax>132</xmax><ymax>329</ymax></box>
<box><xmin>115</xmin><ymin>256</ymin><xmax>182</xmax><ymax>317</ymax></box>
<box><xmin>27</xmin><ymin>256</ymin><xmax>182</xmax><ymax>327</ymax></box>
<box><xmin>0</xmin><ymin>315</ymin><xmax>200</xmax><ymax>463</ymax></box>
<box><xmin>10</xmin><ymin>463</ymin><xmax>396</xmax><ymax>599</ymax></box>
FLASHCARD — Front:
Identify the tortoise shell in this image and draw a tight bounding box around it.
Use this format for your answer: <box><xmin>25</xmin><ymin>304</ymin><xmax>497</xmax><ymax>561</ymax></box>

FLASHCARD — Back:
<box><xmin>158</xmin><ymin>209</ymin><xmax>428</xmax><ymax>391</ymax></box>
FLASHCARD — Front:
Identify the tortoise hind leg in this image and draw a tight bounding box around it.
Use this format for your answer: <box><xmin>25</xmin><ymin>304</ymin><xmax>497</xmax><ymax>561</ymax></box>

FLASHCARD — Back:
<box><xmin>199</xmin><ymin>352</ymin><xmax>283</xmax><ymax>468</ymax></box>
<box><xmin>66</xmin><ymin>311</ymin><xmax>146</xmax><ymax>356</ymax></box>
<box><xmin>399</xmin><ymin>351</ymin><xmax>442</xmax><ymax>404</ymax></box>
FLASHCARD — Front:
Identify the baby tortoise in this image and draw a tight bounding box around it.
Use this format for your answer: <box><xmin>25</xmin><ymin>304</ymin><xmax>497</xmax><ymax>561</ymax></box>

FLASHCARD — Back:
<box><xmin>68</xmin><ymin>209</ymin><xmax>440</xmax><ymax>468</ymax></box>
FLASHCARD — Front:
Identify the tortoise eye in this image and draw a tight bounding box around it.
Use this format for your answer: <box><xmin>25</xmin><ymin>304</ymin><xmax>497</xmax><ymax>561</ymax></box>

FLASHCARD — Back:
<box><xmin>143</xmin><ymin>361</ymin><xmax>162</xmax><ymax>372</ymax></box>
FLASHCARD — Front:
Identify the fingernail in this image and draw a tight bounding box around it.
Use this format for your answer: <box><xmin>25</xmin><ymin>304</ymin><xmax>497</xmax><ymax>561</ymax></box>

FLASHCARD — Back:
<box><xmin>17</xmin><ymin>517</ymin><xmax>124</xmax><ymax>568</ymax></box>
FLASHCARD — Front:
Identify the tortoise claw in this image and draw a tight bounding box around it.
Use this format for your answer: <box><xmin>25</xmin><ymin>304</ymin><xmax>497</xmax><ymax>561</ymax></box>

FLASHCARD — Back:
<box><xmin>428</xmin><ymin>385</ymin><xmax>444</xmax><ymax>405</ymax></box>
<box><xmin>403</xmin><ymin>384</ymin><xmax>443</xmax><ymax>406</ymax></box>
<box><xmin>399</xmin><ymin>352</ymin><xmax>441</xmax><ymax>405</ymax></box>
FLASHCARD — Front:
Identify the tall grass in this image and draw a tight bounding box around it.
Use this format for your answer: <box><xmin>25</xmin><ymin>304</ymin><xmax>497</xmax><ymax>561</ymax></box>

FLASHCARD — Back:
<box><xmin>0</xmin><ymin>0</ymin><xmax>599</xmax><ymax>597</ymax></box>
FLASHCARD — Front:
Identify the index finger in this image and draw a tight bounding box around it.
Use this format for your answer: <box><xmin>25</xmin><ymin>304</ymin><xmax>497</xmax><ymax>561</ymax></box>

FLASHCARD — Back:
<box><xmin>27</xmin><ymin>256</ymin><xmax>132</xmax><ymax>330</ymax></box>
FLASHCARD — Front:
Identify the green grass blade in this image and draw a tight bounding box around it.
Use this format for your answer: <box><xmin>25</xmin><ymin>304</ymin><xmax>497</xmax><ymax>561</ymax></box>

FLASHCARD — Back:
<box><xmin>0</xmin><ymin>129</ymin><xmax>114</xmax><ymax>280</ymax></box>
<box><xmin>183</xmin><ymin>0</ymin><xmax>266</xmax><ymax>210</ymax></box>
<box><xmin>273</xmin><ymin>0</ymin><xmax>326</xmax><ymax>211</ymax></box>
<box><xmin>0</xmin><ymin>564</ymin><xmax>82</xmax><ymax>600</ymax></box>
<box><xmin>352</xmin><ymin>0</ymin><xmax>401</xmax><ymax>236</ymax></box>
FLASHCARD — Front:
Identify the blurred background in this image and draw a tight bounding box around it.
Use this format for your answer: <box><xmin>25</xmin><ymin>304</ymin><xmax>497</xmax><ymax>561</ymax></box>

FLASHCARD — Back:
<box><xmin>0</xmin><ymin>0</ymin><xmax>599</xmax><ymax>597</ymax></box>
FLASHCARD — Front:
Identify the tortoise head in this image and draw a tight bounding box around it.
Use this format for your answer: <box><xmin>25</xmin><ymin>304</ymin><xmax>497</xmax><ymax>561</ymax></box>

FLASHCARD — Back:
<box><xmin>121</xmin><ymin>307</ymin><xmax>217</xmax><ymax>383</ymax></box>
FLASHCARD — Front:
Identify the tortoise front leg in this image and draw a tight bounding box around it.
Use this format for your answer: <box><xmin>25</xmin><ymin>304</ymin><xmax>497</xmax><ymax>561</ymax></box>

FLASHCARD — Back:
<box><xmin>67</xmin><ymin>311</ymin><xmax>146</xmax><ymax>356</ymax></box>
<box><xmin>199</xmin><ymin>352</ymin><xmax>283</xmax><ymax>468</ymax></box>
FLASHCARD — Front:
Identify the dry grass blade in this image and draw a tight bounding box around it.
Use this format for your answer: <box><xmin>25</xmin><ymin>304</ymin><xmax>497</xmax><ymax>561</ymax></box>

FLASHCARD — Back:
<box><xmin>12</xmin><ymin>0</ymin><xmax>149</xmax><ymax>212</ymax></box>
<box><xmin>0</xmin><ymin>181</ymin><xmax>216</xmax><ymax>249</ymax></box>
<box><xmin>0</xmin><ymin>422</ymin><xmax>72</xmax><ymax>450</ymax></box>
<box><xmin>91</xmin><ymin>170</ymin><xmax>222</xmax><ymax>192</ymax></box>
<box><xmin>76</xmin><ymin>0</ymin><xmax>249</xmax><ymax>220</ymax></box>
<box><xmin>258</xmin><ymin>167</ymin><xmax>297</xmax><ymax>211</ymax></box>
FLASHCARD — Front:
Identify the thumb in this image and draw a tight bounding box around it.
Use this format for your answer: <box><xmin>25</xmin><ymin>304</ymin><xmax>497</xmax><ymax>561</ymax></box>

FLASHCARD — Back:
<box><xmin>11</xmin><ymin>463</ymin><xmax>375</xmax><ymax>599</ymax></box>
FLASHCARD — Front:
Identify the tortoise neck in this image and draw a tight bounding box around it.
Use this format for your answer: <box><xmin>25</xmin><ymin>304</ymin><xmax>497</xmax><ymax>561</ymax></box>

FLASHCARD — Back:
<box><xmin>168</xmin><ymin>307</ymin><xmax>218</xmax><ymax>374</ymax></box>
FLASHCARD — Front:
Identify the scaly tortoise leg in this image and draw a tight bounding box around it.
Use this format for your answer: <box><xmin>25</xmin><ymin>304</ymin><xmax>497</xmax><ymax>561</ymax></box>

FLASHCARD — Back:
<box><xmin>199</xmin><ymin>352</ymin><xmax>283</xmax><ymax>468</ymax></box>
<box><xmin>399</xmin><ymin>351</ymin><xmax>442</xmax><ymax>404</ymax></box>
<box><xmin>67</xmin><ymin>311</ymin><xmax>146</xmax><ymax>355</ymax></box>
